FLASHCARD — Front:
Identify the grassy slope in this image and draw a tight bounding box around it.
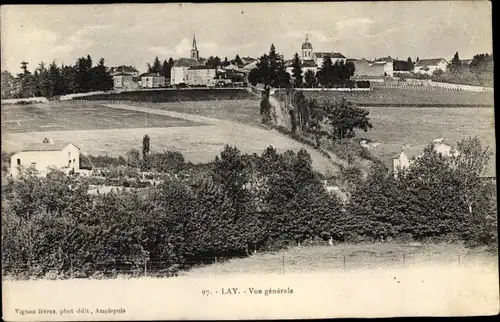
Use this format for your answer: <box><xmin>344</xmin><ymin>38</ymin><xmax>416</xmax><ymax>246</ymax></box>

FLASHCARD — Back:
<box><xmin>184</xmin><ymin>243</ymin><xmax>498</xmax><ymax>276</ymax></box>
<box><xmin>359</xmin><ymin>107</ymin><xmax>496</xmax><ymax>175</ymax></box>
<box><xmin>0</xmin><ymin>103</ymin><xmax>204</xmax><ymax>133</ymax></box>
<box><xmin>302</xmin><ymin>88</ymin><xmax>494</xmax><ymax>106</ymax></box>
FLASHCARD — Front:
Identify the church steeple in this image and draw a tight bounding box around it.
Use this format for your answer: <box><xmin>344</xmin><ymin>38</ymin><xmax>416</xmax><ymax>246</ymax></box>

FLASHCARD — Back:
<box><xmin>191</xmin><ymin>32</ymin><xmax>199</xmax><ymax>62</ymax></box>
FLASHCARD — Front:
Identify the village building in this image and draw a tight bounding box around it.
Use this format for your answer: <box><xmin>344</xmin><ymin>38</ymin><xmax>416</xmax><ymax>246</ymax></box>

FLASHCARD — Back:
<box><xmin>113</xmin><ymin>72</ymin><xmax>141</xmax><ymax>91</ymax></box>
<box><xmin>109</xmin><ymin>65</ymin><xmax>140</xmax><ymax>77</ymax></box>
<box><xmin>10</xmin><ymin>139</ymin><xmax>80</xmax><ymax>178</ymax></box>
<box><xmin>285</xmin><ymin>34</ymin><xmax>347</xmax><ymax>75</ymax></box>
<box><xmin>170</xmin><ymin>34</ymin><xmax>207</xmax><ymax>86</ymax></box>
<box><xmin>186</xmin><ymin>66</ymin><xmax>216</xmax><ymax>86</ymax></box>
<box><xmin>392</xmin><ymin>138</ymin><xmax>458</xmax><ymax>178</ymax></box>
<box><xmin>140</xmin><ymin>72</ymin><xmax>166</xmax><ymax>88</ymax></box>
<box><xmin>350</xmin><ymin>57</ymin><xmax>394</xmax><ymax>78</ymax></box>
<box><xmin>413</xmin><ymin>58</ymin><xmax>449</xmax><ymax>75</ymax></box>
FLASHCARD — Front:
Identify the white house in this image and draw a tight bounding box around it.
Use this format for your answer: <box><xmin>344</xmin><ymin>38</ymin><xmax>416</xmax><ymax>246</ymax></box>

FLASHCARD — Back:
<box><xmin>392</xmin><ymin>138</ymin><xmax>457</xmax><ymax>178</ymax></box>
<box><xmin>413</xmin><ymin>58</ymin><xmax>449</xmax><ymax>75</ymax></box>
<box><xmin>187</xmin><ymin>66</ymin><xmax>216</xmax><ymax>86</ymax></box>
<box><xmin>171</xmin><ymin>58</ymin><xmax>201</xmax><ymax>85</ymax></box>
<box><xmin>10</xmin><ymin>140</ymin><xmax>80</xmax><ymax>178</ymax></box>
<box><xmin>113</xmin><ymin>72</ymin><xmax>140</xmax><ymax>91</ymax></box>
<box><xmin>140</xmin><ymin>72</ymin><xmax>166</xmax><ymax>88</ymax></box>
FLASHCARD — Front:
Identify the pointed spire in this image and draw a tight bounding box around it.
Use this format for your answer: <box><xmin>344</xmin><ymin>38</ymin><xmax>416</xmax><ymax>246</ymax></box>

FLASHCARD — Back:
<box><xmin>192</xmin><ymin>31</ymin><xmax>198</xmax><ymax>51</ymax></box>
<box><xmin>305</xmin><ymin>33</ymin><xmax>309</xmax><ymax>42</ymax></box>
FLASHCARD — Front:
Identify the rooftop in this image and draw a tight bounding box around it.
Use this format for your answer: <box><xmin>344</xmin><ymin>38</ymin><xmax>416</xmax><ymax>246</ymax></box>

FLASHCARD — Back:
<box><xmin>173</xmin><ymin>58</ymin><xmax>202</xmax><ymax>68</ymax></box>
<box><xmin>414</xmin><ymin>58</ymin><xmax>447</xmax><ymax>67</ymax></box>
<box><xmin>17</xmin><ymin>141</ymin><xmax>78</xmax><ymax>152</ymax></box>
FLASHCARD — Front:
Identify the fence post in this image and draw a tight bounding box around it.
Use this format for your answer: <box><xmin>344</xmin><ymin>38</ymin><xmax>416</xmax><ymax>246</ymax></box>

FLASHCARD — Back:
<box><xmin>403</xmin><ymin>253</ymin><xmax>406</xmax><ymax>267</ymax></box>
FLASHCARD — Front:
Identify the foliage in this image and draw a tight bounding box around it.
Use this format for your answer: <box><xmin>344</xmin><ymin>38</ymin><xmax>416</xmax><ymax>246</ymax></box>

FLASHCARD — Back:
<box><xmin>255</xmin><ymin>44</ymin><xmax>289</xmax><ymax>89</ymax></box>
<box><xmin>291</xmin><ymin>53</ymin><xmax>303</xmax><ymax>88</ymax></box>
<box><xmin>5</xmin><ymin>56</ymin><xmax>113</xmax><ymax>99</ymax></box>
<box><xmin>2</xmin><ymin>137</ymin><xmax>496</xmax><ymax>279</ymax></box>
<box><xmin>317</xmin><ymin>59</ymin><xmax>355</xmax><ymax>88</ymax></box>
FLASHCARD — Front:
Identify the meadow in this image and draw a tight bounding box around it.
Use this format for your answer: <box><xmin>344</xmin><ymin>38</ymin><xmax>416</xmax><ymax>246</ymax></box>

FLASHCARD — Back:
<box><xmin>184</xmin><ymin>243</ymin><xmax>497</xmax><ymax>276</ymax></box>
<box><xmin>360</xmin><ymin>107</ymin><xmax>496</xmax><ymax>175</ymax></box>
<box><xmin>0</xmin><ymin>103</ymin><xmax>204</xmax><ymax>133</ymax></box>
<box><xmin>1</xmin><ymin>102</ymin><xmax>340</xmax><ymax>176</ymax></box>
<box><xmin>75</xmin><ymin>88</ymin><xmax>258</xmax><ymax>102</ymax></box>
<box><xmin>3</xmin><ymin>244</ymin><xmax>498</xmax><ymax>319</ymax></box>
<box><xmin>300</xmin><ymin>87</ymin><xmax>494</xmax><ymax>106</ymax></box>
<box><xmin>130</xmin><ymin>99</ymin><xmax>262</xmax><ymax>127</ymax></box>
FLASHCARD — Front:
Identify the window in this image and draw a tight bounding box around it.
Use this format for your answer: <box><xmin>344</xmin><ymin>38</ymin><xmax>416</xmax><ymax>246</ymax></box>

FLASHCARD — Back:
<box><xmin>30</xmin><ymin>162</ymin><xmax>36</xmax><ymax>166</ymax></box>
<box><xmin>16</xmin><ymin>159</ymin><xmax>20</xmax><ymax>166</ymax></box>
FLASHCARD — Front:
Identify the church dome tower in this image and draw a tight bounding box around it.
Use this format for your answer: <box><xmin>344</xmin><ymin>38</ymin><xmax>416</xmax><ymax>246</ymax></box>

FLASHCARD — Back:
<box><xmin>190</xmin><ymin>32</ymin><xmax>199</xmax><ymax>62</ymax></box>
<box><xmin>301</xmin><ymin>34</ymin><xmax>313</xmax><ymax>60</ymax></box>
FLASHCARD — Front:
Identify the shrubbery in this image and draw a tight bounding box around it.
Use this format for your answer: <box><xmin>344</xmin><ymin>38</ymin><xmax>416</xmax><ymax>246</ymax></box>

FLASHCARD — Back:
<box><xmin>2</xmin><ymin>138</ymin><xmax>496</xmax><ymax>279</ymax></box>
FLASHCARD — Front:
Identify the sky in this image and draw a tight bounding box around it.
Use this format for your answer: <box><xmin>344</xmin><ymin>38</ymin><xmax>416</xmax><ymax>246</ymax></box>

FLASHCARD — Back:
<box><xmin>0</xmin><ymin>2</ymin><xmax>493</xmax><ymax>74</ymax></box>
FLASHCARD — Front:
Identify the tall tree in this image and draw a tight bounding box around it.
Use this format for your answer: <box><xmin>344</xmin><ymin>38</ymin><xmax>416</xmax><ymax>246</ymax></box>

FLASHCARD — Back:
<box><xmin>304</xmin><ymin>69</ymin><xmax>316</xmax><ymax>88</ymax></box>
<box><xmin>233</xmin><ymin>54</ymin><xmax>243</xmax><ymax>66</ymax></box>
<box><xmin>161</xmin><ymin>60</ymin><xmax>171</xmax><ymax>78</ymax></box>
<box><xmin>407</xmin><ymin>57</ymin><xmax>414</xmax><ymax>70</ymax></box>
<box><xmin>291</xmin><ymin>53</ymin><xmax>303</xmax><ymax>88</ymax></box>
<box><xmin>322</xmin><ymin>98</ymin><xmax>373</xmax><ymax>140</ymax></box>
<box><xmin>205</xmin><ymin>56</ymin><xmax>222</xmax><ymax>69</ymax></box>
<box><xmin>142</xmin><ymin>135</ymin><xmax>150</xmax><ymax>160</ymax></box>
<box><xmin>451</xmin><ymin>51</ymin><xmax>461</xmax><ymax>72</ymax></box>
<box><xmin>149</xmin><ymin>56</ymin><xmax>162</xmax><ymax>73</ymax></box>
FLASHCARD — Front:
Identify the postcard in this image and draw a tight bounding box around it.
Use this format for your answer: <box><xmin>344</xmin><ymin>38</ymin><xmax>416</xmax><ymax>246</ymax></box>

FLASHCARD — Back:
<box><xmin>1</xmin><ymin>2</ymin><xmax>497</xmax><ymax>321</ymax></box>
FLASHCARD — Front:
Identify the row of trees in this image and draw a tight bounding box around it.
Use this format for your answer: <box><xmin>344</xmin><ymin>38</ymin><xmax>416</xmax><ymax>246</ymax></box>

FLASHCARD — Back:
<box><xmin>433</xmin><ymin>52</ymin><xmax>493</xmax><ymax>87</ymax></box>
<box><xmin>2</xmin><ymin>136</ymin><xmax>496</xmax><ymax>278</ymax></box>
<box><xmin>247</xmin><ymin>44</ymin><xmax>356</xmax><ymax>89</ymax></box>
<box><xmin>1</xmin><ymin>56</ymin><xmax>114</xmax><ymax>99</ymax></box>
<box><xmin>146</xmin><ymin>56</ymin><xmax>175</xmax><ymax>79</ymax></box>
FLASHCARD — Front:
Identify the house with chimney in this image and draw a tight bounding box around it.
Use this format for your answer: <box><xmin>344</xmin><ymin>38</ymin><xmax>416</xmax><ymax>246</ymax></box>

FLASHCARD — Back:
<box><xmin>10</xmin><ymin>139</ymin><xmax>80</xmax><ymax>178</ymax></box>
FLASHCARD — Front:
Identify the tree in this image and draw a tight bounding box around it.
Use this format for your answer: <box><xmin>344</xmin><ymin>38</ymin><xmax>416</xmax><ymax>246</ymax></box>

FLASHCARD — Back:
<box><xmin>450</xmin><ymin>137</ymin><xmax>492</xmax><ymax>216</ymax></box>
<box><xmin>304</xmin><ymin>70</ymin><xmax>316</xmax><ymax>88</ymax></box>
<box><xmin>248</xmin><ymin>68</ymin><xmax>259</xmax><ymax>86</ymax></box>
<box><xmin>451</xmin><ymin>52</ymin><xmax>461</xmax><ymax>67</ymax></box>
<box><xmin>149</xmin><ymin>56</ymin><xmax>162</xmax><ymax>73</ymax></box>
<box><xmin>291</xmin><ymin>53</ymin><xmax>303</xmax><ymax>88</ymax></box>
<box><xmin>407</xmin><ymin>57</ymin><xmax>414</xmax><ymax>70</ymax></box>
<box><xmin>161</xmin><ymin>60</ymin><xmax>172</xmax><ymax>79</ymax></box>
<box><xmin>317</xmin><ymin>56</ymin><xmax>334</xmax><ymax>87</ymax></box>
<box><xmin>233</xmin><ymin>54</ymin><xmax>243</xmax><ymax>66</ymax></box>
<box><xmin>223</xmin><ymin>57</ymin><xmax>230</xmax><ymax>67</ymax></box>
<box><xmin>205</xmin><ymin>56</ymin><xmax>222</xmax><ymax>69</ymax></box>
<box><xmin>1</xmin><ymin>70</ymin><xmax>16</xmax><ymax>99</ymax></box>
<box><xmin>142</xmin><ymin>135</ymin><xmax>150</xmax><ymax>160</ymax></box>
<box><xmin>256</xmin><ymin>54</ymin><xmax>270</xmax><ymax>88</ymax></box>
<box><xmin>321</xmin><ymin>98</ymin><xmax>373</xmax><ymax>140</ymax></box>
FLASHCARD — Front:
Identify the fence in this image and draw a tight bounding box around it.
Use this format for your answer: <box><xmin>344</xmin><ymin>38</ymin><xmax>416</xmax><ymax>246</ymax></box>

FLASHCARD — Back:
<box><xmin>373</xmin><ymin>81</ymin><xmax>493</xmax><ymax>93</ymax></box>
<box><xmin>3</xmin><ymin>252</ymin><xmax>482</xmax><ymax>280</ymax></box>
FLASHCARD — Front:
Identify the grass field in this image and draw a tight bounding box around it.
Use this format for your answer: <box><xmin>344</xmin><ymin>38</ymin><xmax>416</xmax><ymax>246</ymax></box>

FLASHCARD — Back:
<box><xmin>130</xmin><ymin>99</ymin><xmax>262</xmax><ymax>127</ymax></box>
<box><xmin>1</xmin><ymin>103</ymin><xmax>204</xmax><ymax>133</ymax></box>
<box><xmin>3</xmin><ymin>244</ymin><xmax>498</xmax><ymax>319</ymax></box>
<box><xmin>184</xmin><ymin>243</ymin><xmax>497</xmax><ymax>276</ymax></box>
<box><xmin>1</xmin><ymin>102</ymin><xmax>340</xmax><ymax>176</ymax></box>
<box><xmin>300</xmin><ymin>88</ymin><xmax>494</xmax><ymax>106</ymax></box>
<box><xmin>358</xmin><ymin>107</ymin><xmax>496</xmax><ymax>175</ymax></box>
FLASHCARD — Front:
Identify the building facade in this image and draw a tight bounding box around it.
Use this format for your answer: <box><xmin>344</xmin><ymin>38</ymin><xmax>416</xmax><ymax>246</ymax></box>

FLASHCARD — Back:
<box><xmin>140</xmin><ymin>72</ymin><xmax>166</xmax><ymax>88</ymax></box>
<box><xmin>10</xmin><ymin>141</ymin><xmax>80</xmax><ymax>178</ymax></box>
<box><xmin>187</xmin><ymin>66</ymin><xmax>216</xmax><ymax>86</ymax></box>
<box><xmin>113</xmin><ymin>73</ymin><xmax>140</xmax><ymax>91</ymax></box>
<box><xmin>413</xmin><ymin>58</ymin><xmax>449</xmax><ymax>75</ymax></box>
